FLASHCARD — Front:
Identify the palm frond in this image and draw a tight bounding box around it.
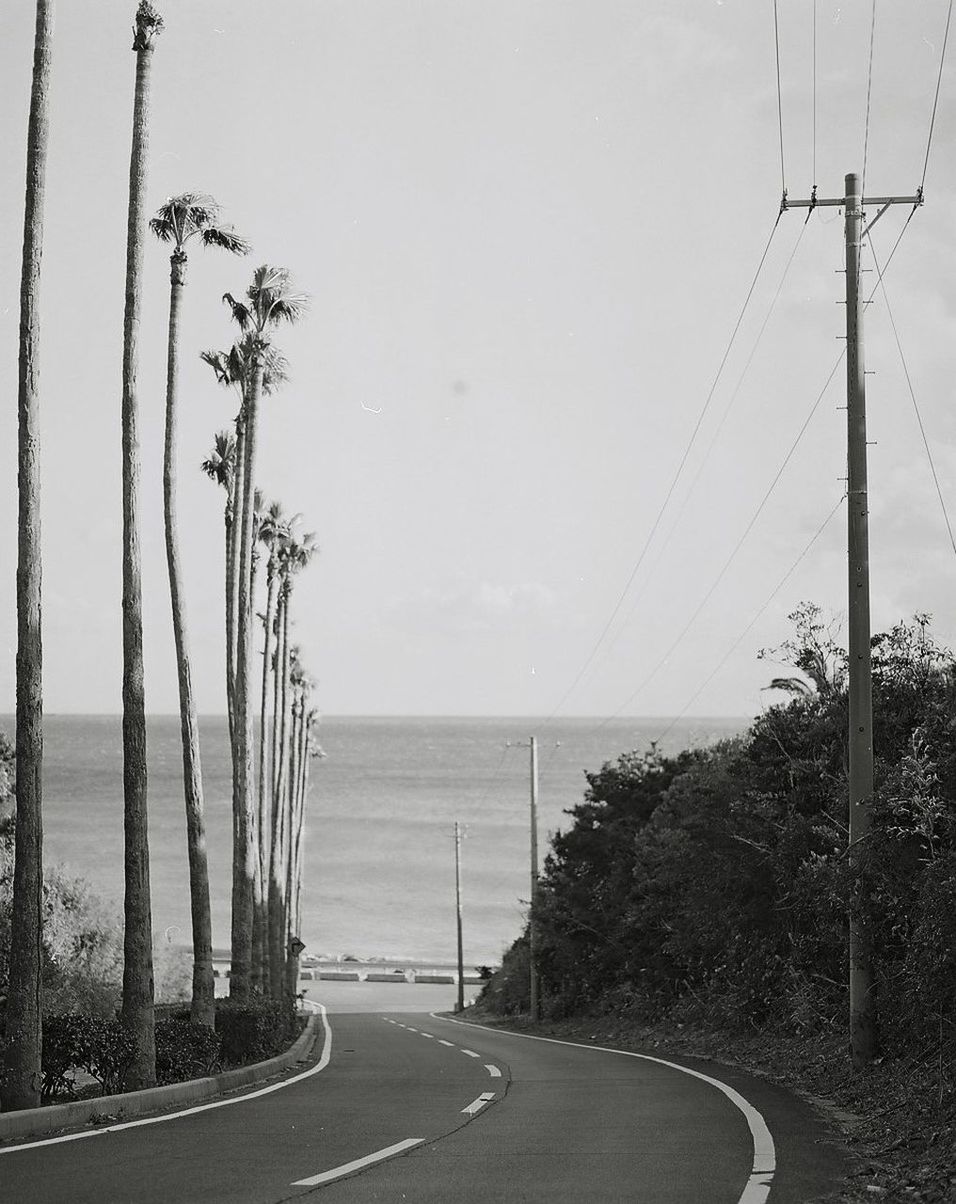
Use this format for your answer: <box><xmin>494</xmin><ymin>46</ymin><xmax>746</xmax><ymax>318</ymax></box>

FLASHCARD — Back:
<box><xmin>148</xmin><ymin>215</ymin><xmax>176</xmax><ymax>242</ymax></box>
<box><xmin>200</xmin><ymin>348</ymin><xmax>238</xmax><ymax>387</ymax></box>
<box><xmin>222</xmin><ymin>292</ymin><xmax>252</xmax><ymax>330</ymax></box>
<box><xmin>200</xmin><ymin>430</ymin><xmax>236</xmax><ymax>487</ymax></box>
<box><xmin>201</xmin><ymin>225</ymin><xmax>251</xmax><ymax>256</ymax></box>
<box><xmin>261</xmin><ymin>345</ymin><xmax>290</xmax><ymax>395</ymax></box>
<box><xmin>267</xmin><ymin>294</ymin><xmax>310</xmax><ymax>326</ymax></box>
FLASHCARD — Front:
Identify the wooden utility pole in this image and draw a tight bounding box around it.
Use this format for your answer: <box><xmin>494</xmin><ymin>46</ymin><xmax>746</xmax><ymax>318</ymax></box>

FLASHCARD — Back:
<box><xmin>529</xmin><ymin>736</ymin><xmax>540</xmax><ymax>1023</ymax></box>
<box><xmin>784</xmin><ymin>172</ymin><xmax>922</xmax><ymax>1068</ymax></box>
<box><xmin>454</xmin><ymin>821</ymin><xmax>464</xmax><ymax>1014</ymax></box>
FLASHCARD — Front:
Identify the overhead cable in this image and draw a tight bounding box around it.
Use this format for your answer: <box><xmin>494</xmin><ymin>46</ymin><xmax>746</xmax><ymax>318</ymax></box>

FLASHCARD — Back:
<box><xmin>593</xmin><ymin>194</ymin><xmax>918</xmax><ymax>726</ymax></box>
<box><xmin>542</xmin><ymin>211</ymin><xmax>785</xmax><ymax>724</ymax></box>
<box><xmin>576</xmin><ymin>213</ymin><xmax>813</xmax><ymax>685</ymax></box>
<box><xmin>921</xmin><ymin>0</ymin><xmax>954</xmax><ymax>190</ymax></box>
<box><xmin>773</xmin><ymin>0</ymin><xmax>787</xmax><ymax>195</ymax></box>
<box><xmin>653</xmin><ymin>490</ymin><xmax>845</xmax><ymax>745</ymax></box>
<box><xmin>597</xmin><ymin>352</ymin><xmax>844</xmax><ymax>727</ymax></box>
<box><xmin>861</xmin><ymin>0</ymin><xmax>878</xmax><ymax>199</ymax></box>
<box><xmin>866</xmin><ymin>224</ymin><xmax>956</xmax><ymax>559</ymax></box>
<box><xmin>812</xmin><ymin>0</ymin><xmax>818</xmax><ymax>186</ymax></box>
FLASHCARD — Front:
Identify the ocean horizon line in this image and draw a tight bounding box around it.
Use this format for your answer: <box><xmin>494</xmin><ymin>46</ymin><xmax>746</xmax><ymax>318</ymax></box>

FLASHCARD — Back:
<box><xmin>1</xmin><ymin>711</ymin><xmax>754</xmax><ymax>723</ymax></box>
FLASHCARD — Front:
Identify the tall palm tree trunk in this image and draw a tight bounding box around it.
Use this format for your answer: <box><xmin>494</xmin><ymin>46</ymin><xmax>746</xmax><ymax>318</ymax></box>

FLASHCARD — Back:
<box><xmin>162</xmin><ymin>249</ymin><xmax>214</xmax><ymax>1027</ymax></box>
<box><xmin>285</xmin><ymin>706</ymin><xmax>308</xmax><ymax>1000</ymax></box>
<box><xmin>269</xmin><ymin>597</ymin><xmax>292</xmax><ymax>996</ymax></box>
<box><xmin>249</xmin><ymin>533</ymin><xmax>263</xmax><ymax>992</ymax></box>
<box><xmin>2</xmin><ymin>0</ymin><xmax>53</xmax><ymax>1115</ymax></box>
<box><xmin>267</xmin><ymin>588</ymin><xmax>286</xmax><ymax>995</ymax></box>
<box><xmin>282</xmin><ymin>696</ymin><xmax>302</xmax><ymax>1000</ymax></box>
<box><xmin>255</xmin><ymin>562</ymin><xmax>278</xmax><ymax>993</ymax></box>
<box><xmin>121</xmin><ymin>0</ymin><xmax>162</xmax><ymax>1089</ymax></box>
<box><xmin>225</xmin><ymin>419</ymin><xmax>242</xmax><ymax>749</ymax></box>
<box><xmin>231</xmin><ymin>359</ymin><xmax>263</xmax><ymax>997</ymax></box>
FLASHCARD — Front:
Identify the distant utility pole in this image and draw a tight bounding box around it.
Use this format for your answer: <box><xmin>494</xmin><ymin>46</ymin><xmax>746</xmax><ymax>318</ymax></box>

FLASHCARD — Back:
<box><xmin>529</xmin><ymin>736</ymin><xmax>540</xmax><ymax>1024</ymax></box>
<box><xmin>454</xmin><ymin>821</ymin><xmax>464</xmax><ymax>1014</ymax></box>
<box><xmin>784</xmin><ymin>172</ymin><xmax>922</xmax><ymax>1069</ymax></box>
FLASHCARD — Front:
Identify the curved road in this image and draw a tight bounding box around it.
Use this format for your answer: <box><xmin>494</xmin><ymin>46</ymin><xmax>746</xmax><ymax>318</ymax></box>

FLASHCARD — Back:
<box><xmin>2</xmin><ymin>984</ymin><xmax>847</xmax><ymax>1202</ymax></box>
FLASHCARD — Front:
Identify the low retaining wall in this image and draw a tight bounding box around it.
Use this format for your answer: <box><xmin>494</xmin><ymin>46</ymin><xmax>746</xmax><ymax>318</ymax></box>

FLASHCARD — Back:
<box><xmin>0</xmin><ymin>1011</ymin><xmax>321</xmax><ymax>1144</ymax></box>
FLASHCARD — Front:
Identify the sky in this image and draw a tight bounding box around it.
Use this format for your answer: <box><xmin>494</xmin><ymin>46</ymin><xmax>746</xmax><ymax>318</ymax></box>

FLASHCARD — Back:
<box><xmin>1</xmin><ymin>0</ymin><xmax>955</xmax><ymax>720</ymax></box>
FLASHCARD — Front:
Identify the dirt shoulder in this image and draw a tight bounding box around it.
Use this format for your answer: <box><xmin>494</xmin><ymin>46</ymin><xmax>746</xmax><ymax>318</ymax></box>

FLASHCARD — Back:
<box><xmin>462</xmin><ymin>1008</ymin><xmax>955</xmax><ymax>1202</ymax></box>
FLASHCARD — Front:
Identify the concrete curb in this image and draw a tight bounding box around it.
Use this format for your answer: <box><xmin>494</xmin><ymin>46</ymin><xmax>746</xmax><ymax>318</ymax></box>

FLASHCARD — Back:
<box><xmin>0</xmin><ymin>1011</ymin><xmax>321</xmax><ymax>1144</ymax></box>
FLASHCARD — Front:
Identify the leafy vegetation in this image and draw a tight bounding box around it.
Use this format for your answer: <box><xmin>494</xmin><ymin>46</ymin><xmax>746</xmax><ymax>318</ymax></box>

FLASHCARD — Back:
<box><xmin>479</xmin><ymin>606</ymin><xmax>956</xmax><ymax>1195</ymax></box>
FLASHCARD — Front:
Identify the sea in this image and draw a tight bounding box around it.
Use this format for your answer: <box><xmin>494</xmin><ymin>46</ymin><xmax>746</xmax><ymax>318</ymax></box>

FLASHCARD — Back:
<box><xmin>0</xmin><ymin>714</ymin><xmax>747</xmax><ymax>966</ymax></box>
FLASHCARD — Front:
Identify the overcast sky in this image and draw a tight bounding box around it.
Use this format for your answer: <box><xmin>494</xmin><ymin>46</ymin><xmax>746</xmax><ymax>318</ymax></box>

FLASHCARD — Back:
<box><xmin>1</xmin><ymin>0</ymin><xmax>955</xmax><ymax>719</ymax></box>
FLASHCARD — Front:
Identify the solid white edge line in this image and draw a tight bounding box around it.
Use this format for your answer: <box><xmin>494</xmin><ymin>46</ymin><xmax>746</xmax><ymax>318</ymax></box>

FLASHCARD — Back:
<box><xmin>291</xmin><ymin>1137</ymin><xmax>424</xmax><ymax>1187</ymax></box>
<box><xmin>461</xmin><ymin>1092</ymin><xmax>496</xmax><ymax>1115</ymax></box>
<box><xmin>1</xmin><ymin>1003</ymin><xmax>333</xmax><ymax>1155</ymax></box>
<box><xmin>485</xmin><ymin>1064</ymin><xmax>502</xmax><ymax>1078</ymax></box>
<box><xmin>431</xmin><ymin>1012</ymin><xmax>775</xmax><ymax>1204</ymax></box>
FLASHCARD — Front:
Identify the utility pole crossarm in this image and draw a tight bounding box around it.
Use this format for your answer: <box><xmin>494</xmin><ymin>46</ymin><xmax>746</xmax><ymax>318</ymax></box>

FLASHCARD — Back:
<box><xmin>783</xmin><ymin>193</ymin><xmax>923</xmax><ymax>209</ymax></box>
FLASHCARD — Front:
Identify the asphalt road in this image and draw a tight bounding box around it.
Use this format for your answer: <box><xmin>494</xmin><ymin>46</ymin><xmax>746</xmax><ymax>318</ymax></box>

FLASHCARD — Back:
<box><xmin>2</xmin><ymin>984</ymin><xmax>847</xmax><ymax>1203</ymax></box>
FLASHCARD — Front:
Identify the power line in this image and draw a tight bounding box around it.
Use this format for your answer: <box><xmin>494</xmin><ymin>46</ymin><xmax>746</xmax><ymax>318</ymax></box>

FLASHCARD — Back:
<box><xmin>597</xmin><ymin>350</ymin><xmax>844</xmax><ymax>727</ymax></box>
<box><xmin>575</xmin><ymin>213</ymin><xmax>813</xmax><ymax>687</ymax></box>
<box><xmin>866</xmin><ymin>224</ymin><xmax>956</xmax><ymax>559</ymax></box>
<box><xmin>542</xmin><ymin>211</ymin><xmax>785</xmax><ymax>724</ymax></box>
<box><xmin>812</xmin><ymin>0</ymin><xmax>818</xmax><ymax>186</ymax></box>
<box><xmin>653</xmin><ymin>490</ymin><xmax>845</xmax><ymax>745</ymax></box>
<box><xmin>861</xmin><ymin>0</ymin><xmax>878</xmax><ymax>199</ymax></box>
<box><xmin>921</xmin><ymin>0</ymin><xmax>954</xmax><ymax>190</ymax></box>
<box><xmin>773</xmin><ymin>0</ymin><xmax>787</xmax><ymax>195</ymax></box>
<box><xmin>594</xmin><ymin>195</ymin><xmax>918</xmax><ymax>728</ymax></box>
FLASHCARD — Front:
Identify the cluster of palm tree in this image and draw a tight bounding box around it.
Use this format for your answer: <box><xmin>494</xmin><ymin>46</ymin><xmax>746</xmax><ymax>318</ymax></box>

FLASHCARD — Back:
<box><xmin>3</xmin><ymin>2</ymin><xmax>321</xmax><ymax>1111</ymax></box>
<box><xmin>201</xmin><ymin>422</ymin><xmax>321</xmax><ymax>1004</ymax></box>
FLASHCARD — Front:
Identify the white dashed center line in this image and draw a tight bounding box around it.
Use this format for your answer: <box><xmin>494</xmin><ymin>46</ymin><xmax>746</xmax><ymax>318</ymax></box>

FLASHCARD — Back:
<box><xmin>485</xmin><ymin>1064</ymin><xmax>501</xmax><ymax>1077</ymax></box>
<box><xmin>460</xmin><ymin>1049</ymin><xmax>480</xmax><ymax>1058</ymax></box>
<box><xmin>461</xmin><ymin>1093</ymin><xmax>497</xmax><ymax>1115</ymax></box>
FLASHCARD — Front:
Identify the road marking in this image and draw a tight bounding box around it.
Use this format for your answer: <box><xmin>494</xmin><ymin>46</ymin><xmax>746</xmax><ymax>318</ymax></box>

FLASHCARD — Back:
<box><xmin>438</xmin><ymin>1039</ymin><xmax>454</xmax><ymax>1047</ymax></box>
<box><xmin>406</xmin><ymin>1026</ymin><xmax>419</xmax><ymax>1033</ymax></box>
<box><xmin>433</xmin><ymin>1012</ymin><xmax>776</xmax><ymax>1204</ymax></box>
<box><xmin>460</xmin><ymin>1048</ymin><xmax>480</xmax><ymax>1058</ymax></box>
<box><xmin>291</xmin><ymin>1137</ymin><xmax>424</xmax><ymax>1187</ymax></box>
<box><xmin>461</xmin><ymin>1092</ymin><xmax>496</xmax><ymax>1115</ymax></box>
<box><xmin>485</xmin><ymin>1064</ymin><xmax>502</xmax><ymax>1077</ymax></box>
<box><xmin>420</xmin><ymin>1032</ymin><xmax>434</xmax><ymax>1039</ymax></box>
<box><xmin>1</xmin><ymin>1003</ymin><xmax>333</xmax><ymax>1155</ymax></box>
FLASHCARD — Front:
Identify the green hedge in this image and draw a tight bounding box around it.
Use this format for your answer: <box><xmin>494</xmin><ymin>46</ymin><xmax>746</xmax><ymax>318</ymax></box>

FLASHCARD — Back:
<box><xmin>214</xmin><ymin>997</ymin><xmax>298</xmax><ymax>1066</ymax></box>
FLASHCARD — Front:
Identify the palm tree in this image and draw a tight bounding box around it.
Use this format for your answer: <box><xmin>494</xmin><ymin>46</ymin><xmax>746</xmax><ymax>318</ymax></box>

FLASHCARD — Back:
<box><xmin>221</xmin><ymin>267</ymin><xmax>307</xmax><ymax>997</ymax></box>
<box><xmin>201</xmin><ymin>429</ymin><xmax>237</xmax><ymax>742</ymax></box>
<box><xmin>254</xmin><ymin>502</ymin><xmax>297</xmax><ymax>991</ymax></box>
<box><xmin>121</xmin><ymin>0</ymin><xmax>164</xmax><ymax>1092</ymax></box>
<box><xmin>285</xmin><ymin>695</ymin><xmax>317</xmax><ymax>1000</ymax></box>
<box><xmin>2</xmin><ymin>0</ymin><xmax>54</xmax><ymax>1115</ymax></box>
<box><xmin>150</xmin><ymin>195</ymin><xmax>248</xmax><ymax>1028</ymax></box>
<box><xmin>202</xmin><ymin>342</ymin><xmax>288</xmax><ymax>743</ymax></box>
<box><xmin>268</xmin><ymin>530</ymin><xmax>317</xmax><ymax>996</ymax></box>
<box><xmin>269</xmin><ymin>639</ymin><xmax>300</xmax><ymax>995</ymax></box>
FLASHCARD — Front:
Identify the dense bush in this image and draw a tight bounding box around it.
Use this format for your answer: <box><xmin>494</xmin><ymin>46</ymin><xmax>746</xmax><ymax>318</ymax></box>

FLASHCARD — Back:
<box><xmin>155</xmin><ymin>1019</ymin><xmax>221</xmax><ymax>1085</ymax></box>
<box><xmin>214</xmin><ymin>996</ymin><xmax>298</xmax><ymax>1066</ymax></box>
<box><xmin>40</xmin><ymin>1014</ymin><xmax>135</xmax><ymax>1101</ymax></box>
<box><xmin>488</xmin><ymin>606</ymin><xmax>956</xmax><ymax>1064</ymax></box>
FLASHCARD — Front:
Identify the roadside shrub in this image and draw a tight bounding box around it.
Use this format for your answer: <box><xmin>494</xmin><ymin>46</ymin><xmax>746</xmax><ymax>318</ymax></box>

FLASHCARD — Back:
<box><xmin>40</xmin><ymin>1014</ymin><xmax>135</xmax><ymax>1100</ymax></box>
<box><xmin>214</xmin><ymin>997</ymin><xmax>296</xmax><ymax>1066</ymax></box>
<box><xmin>155</xmin><ymin>1020</ymin><xmax>221</xmax><ymax>1085</ymax></box>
